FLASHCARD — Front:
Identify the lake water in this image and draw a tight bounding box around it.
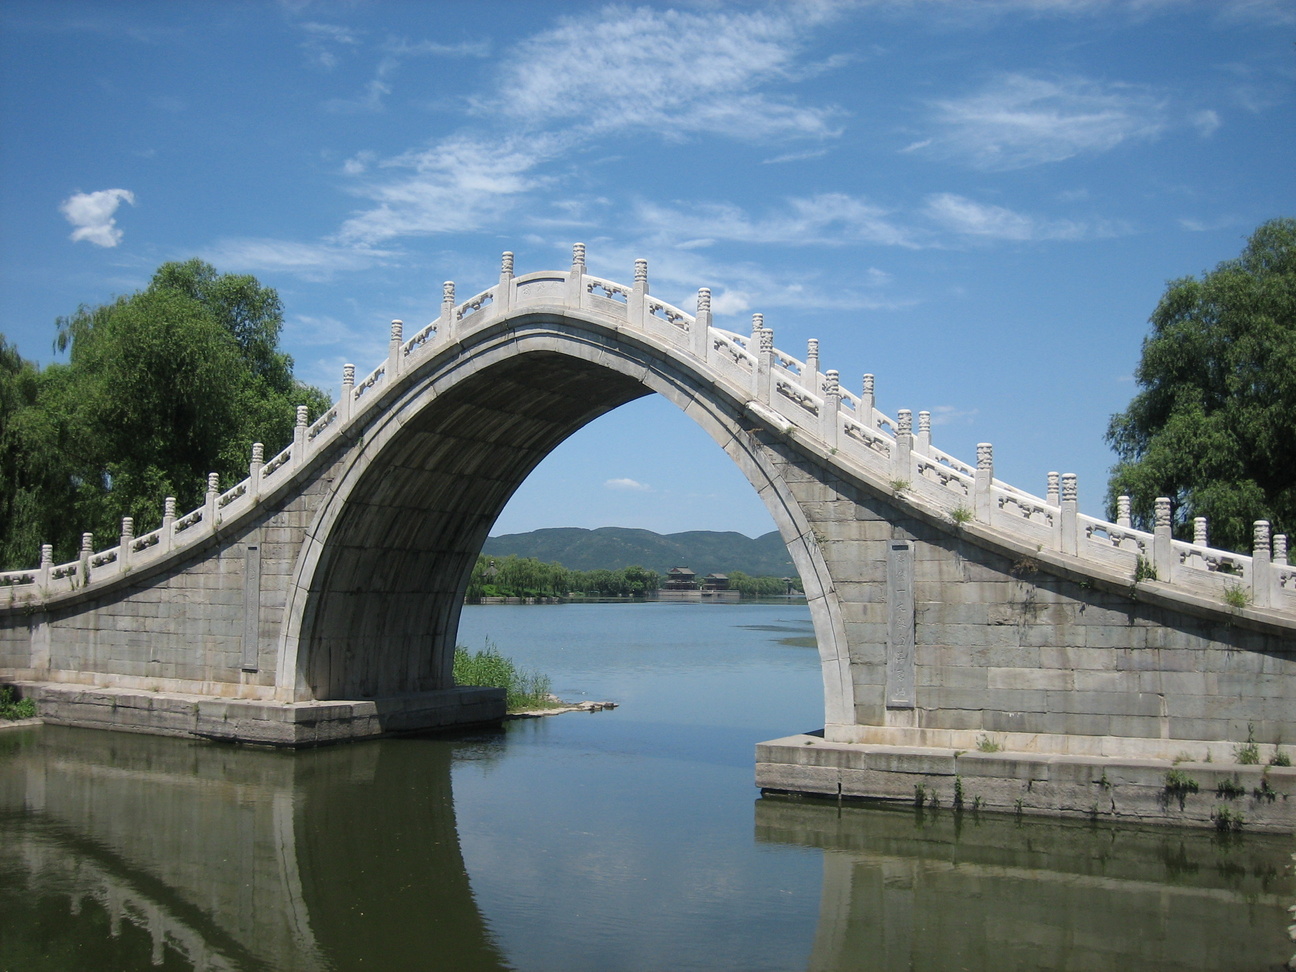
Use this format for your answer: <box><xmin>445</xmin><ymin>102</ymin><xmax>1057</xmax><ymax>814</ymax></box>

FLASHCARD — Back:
<box><xmin>1</xmin><ymin>601</ymin><xmax>1293</xmax><ymax>971</ymax></box>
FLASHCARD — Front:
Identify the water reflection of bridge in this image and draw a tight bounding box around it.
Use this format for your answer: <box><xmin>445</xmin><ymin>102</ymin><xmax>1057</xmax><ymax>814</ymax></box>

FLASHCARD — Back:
<box><xmin>2</xmin><ymin>725</ymin><xmax>1292</xmax><ymax>971</ymax></box>
<box><xmin>756</xmin><ymin>798</ymin><xmax>1296</xmax><ymax>972</ymax></box>
<box><xmin>0</xmin><ymin>726</ymin><xmax>507</xmax><ymax>972</ymax></box>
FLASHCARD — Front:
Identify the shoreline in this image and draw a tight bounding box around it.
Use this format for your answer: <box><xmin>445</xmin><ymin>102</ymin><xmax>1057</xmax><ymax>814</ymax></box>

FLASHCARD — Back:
<box><xmin>507</xmin><ymin>699</ymin><xmax>617</xmax><ymax>719</ymax></box>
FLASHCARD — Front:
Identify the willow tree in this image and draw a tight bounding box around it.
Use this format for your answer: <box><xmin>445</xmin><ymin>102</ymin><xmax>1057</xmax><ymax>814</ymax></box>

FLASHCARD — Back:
<box><xmin>0</xmin><ymin>262</ymin><xmax>328</xmax><ymax>568</ymax></box>
<box><xmin>1106</xmin><ymin>218</ymin><xmax>1295</xmax><ymax>552</ymax></box>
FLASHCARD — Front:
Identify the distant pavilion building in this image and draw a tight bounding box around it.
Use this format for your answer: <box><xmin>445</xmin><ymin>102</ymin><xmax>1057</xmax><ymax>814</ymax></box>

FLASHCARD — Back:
<box><xmin>663</xmin><ymin>567</ymin><xmax>697</xmax><ymax>591</ymax></box>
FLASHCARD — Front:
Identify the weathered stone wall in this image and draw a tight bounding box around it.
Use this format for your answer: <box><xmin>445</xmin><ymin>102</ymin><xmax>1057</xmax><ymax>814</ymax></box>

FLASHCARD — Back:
<box><xmin>0</xmin><ymin>471</ymin><xmax>335</xmax><ymax>701</ymax></box>
<box><xmin>764</xmin><ymin>438</ymin><xmax>1296</xmax><ymax>760</ymax></box>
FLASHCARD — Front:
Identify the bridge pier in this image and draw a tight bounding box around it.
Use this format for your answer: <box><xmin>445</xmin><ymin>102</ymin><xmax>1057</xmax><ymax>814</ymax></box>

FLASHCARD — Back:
<box><xmin>15</xmin><ymin>683</ymin><xmax>504</xmax><ymax>747</ymax></box>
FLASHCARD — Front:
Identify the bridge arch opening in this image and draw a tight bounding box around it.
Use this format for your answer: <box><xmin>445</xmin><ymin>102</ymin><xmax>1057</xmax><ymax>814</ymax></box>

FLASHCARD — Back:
<box><xmin>278</xmin><ymin>312</ymin><xmax>853</xmax><ymax>724</ymax></box>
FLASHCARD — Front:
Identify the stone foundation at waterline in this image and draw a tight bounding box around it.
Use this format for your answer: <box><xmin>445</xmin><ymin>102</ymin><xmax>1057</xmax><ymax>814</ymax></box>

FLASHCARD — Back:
<box><xmin>757</xmin><ymin>736</ymin><xmax>1296</xmax><ymax>833</ymax></box>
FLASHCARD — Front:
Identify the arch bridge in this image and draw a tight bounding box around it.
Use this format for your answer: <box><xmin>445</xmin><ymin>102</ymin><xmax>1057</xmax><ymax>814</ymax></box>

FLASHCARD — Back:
<box><xmin>2</xmin><ymin>247</ymin><xmax>1293</xmax><ymax>828</ymax></box>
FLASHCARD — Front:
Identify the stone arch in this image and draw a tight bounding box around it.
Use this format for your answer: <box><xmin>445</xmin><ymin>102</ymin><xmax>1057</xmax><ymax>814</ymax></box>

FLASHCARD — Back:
<box><xmin>276</xmin><ymin>310</ymin><xmax>854</xmax><ymax>724</ymax></box>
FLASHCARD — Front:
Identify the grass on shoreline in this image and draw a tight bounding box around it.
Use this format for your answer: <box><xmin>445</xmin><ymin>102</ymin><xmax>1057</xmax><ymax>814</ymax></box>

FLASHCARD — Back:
<box><xmin>453</xmin><ymin>642</ymin><xmax>558</xmax><ymax>712</ymax></box>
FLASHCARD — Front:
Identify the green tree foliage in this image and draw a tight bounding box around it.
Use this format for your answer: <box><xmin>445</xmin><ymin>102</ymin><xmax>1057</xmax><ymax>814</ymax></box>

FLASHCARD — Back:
<box><xmin>725</xmin><ymin>571</ymin><xmax>802</xmax><ymax>597</ymax></box>
<box><xmin>1106</xmin><ymin>218</ymin><xmax>1295</xmax><ymax>552</ymax></box>
<box><xmin>0</xmin><ymin>262</ymin><xmax>329</xmax><ymax>569</ymax></box>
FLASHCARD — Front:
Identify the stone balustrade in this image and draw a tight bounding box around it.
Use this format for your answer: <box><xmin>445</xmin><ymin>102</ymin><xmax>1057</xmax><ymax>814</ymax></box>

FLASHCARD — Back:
<box><xmin>2</xmin><ymin>245</ymin><xmax>1293</xmax><ymax>619</ymax></box>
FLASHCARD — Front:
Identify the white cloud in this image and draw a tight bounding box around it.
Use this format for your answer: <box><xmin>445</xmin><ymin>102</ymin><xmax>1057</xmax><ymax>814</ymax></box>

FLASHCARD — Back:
<box><xmin>1191</xmin><ymin>109</ymin><xmax>1221</xmax><ymax>137</ymax></box>
<box><xmin>477</xmin><ymin>3</ymin><xmax>844</xmax><ymax>142</ymax></box>
<box><xmin>606</xmin><ymin>477</ymin><xmax>652</xmax><ymax>492</ymax></box>
<box><xmin>201</xmin><ymin>237</ymin><xmax>400</xmax><ymax>280</ymax></box>
<box><xmin>922</xmin><ymin>193</ymin><xmax>1127</xmax><ymax>242</ymax></box>
<box><xmin>381</xmin><ymin>37</ymin><xmax>491</xmax><ymax>59</ymax></box>
<box><xmin>919</xmin><ymin>73</ymin><xmax>1167</xmax><ymax>170</ymax></box>
<box><xmin>60</xmin><ymin>188</ymin><xmax>135</xmax><ymax>247</ymax></box>
<box><xmin>634</xmin><ymin>194</ymin><xmax>914</xmax><ymax>248</ymax></box>
<box><xmin>300</xmin><ymin>22</ymin><xmax>360</xmax><ymax>69</ymax></box>
<box><xmin>928</xmin><ymin>405</ymin><xmax>979</xmax><ymax>427</ymax></box>
<box><xmin>336</xmin><ymin>132</ymin><xmax>568</xmax><ymax>244</ymax></box>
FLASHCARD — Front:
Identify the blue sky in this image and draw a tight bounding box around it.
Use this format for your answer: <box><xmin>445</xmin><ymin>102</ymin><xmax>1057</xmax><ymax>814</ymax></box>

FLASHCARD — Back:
<box><xmin>2</xmin><ymin>0</ymin><xmax>1292</xmax><ymax>540</ymax></box>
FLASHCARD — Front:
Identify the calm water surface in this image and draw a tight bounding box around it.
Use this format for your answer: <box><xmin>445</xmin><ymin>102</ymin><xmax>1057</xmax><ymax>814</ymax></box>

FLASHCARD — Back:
<box><xmin>1</xmin><ymin>601</ymin><xmax>1292</xmax><ymax>971</ymax></box>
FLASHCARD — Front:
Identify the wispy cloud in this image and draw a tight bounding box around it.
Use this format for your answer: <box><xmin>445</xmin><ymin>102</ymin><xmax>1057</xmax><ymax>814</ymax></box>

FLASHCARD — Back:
<box><xmin>606</xmin><ymin>477</ymin><xmax>652</xmax><ymax>492</ymax></box>
<box><xmin>60</xmin><ymin>188</ymin><xmax>135</xmax><ymax>247</ymax></box>
<box><xmin>635</xmin><ymin>194</ymin><xmax>914</xmax><ymax>248</ymax></box>
<box><xmin>381</xmin><ymin>37</ymin><xmax>491</xmax><ymax>59</ymax></box>
<box><xmin>201</xmin><ymin>237</ymin><xmax>400</xmax><ymax>280</ymax></box>
<box><xmin>913</xmin><ymin>73</ymin><xmax>1167</xmax><ymax>170</ymax></box>
<box><xmin>1190</xmin><ymin>109</ymin><xmax>1221</xmax><ymax>137</ymax></box>
<box><xmin>336</xmin><ymin>133</ymin><xmax>569</xmax><ymax>244</ymax></box>
<box><xmin>476</xmin><ymin>3</ymin><xmax>845</xmax><ymax>142</ymax></box>
<box><xmin>922</xmin><ymin>193</ymin><xmax>1128</xmax><ymax>242</ymax></box>
<box><xmin>299</xmin><ymin>22</ymin><xmax>360</xmax><ymax>69</ymax></box>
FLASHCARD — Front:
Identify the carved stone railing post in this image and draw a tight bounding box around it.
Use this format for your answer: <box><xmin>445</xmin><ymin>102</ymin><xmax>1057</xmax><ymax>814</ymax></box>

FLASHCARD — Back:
<box><xmin>568</xmin><ymin>242</ymin><xmax>587</xmax><ymax>307</ymax></box>
<box><xmin>293</xmin><ymin>405</ymin><xmax>308</xmax><ymax>464</ymax></box>
<box><xmin>806</xmin><ymin>339</ymin><xmax>819</xmax><ymax>382</ymax></box>
<box><xmin>893</xmin><ymin>409</ymin><xmax>913</xmax><ymax>483</ymax></box>
<box><xmin>498</xmin><ymin>250</ymin><xmax>514</xmax><ymax>313</ymax></box>
<box><xmin>249</xmin><ymin>442</ymin><xmax>264</xmax><ymax>499</ymax></box>
<box><xmin>1193</xmin><ymin>516</ymin><xmax>1208</xmax><ymax>546</ymax></box>
<box><xmin>692</xmin><ymin>288</ymin><xmax>711</xmax><ymax>361</ymax></box>
<box><xmin>1117</xmin><ymin>495</ymin><xmax>1131</xmax><ymax>528</ymax></box>
<box><xmin>38</xmin><ymin>543</ymin><xmax>52</xmax><ymax>589</ymax></box>
<box><xmin>1252</xmin><ymin>520</ymin><xmax>1272</xmax><ymax>608</ymax></box>
<box><xmin>974</xmin><ymin>443</ymin><xmax>993</xmax><ymax>522</ymax></box>
<box><xmin>630</xmin><ymin>258</ymin><xmax>648</xmax><ymax>326</ymax></box>
<box><xmin>1116</xmin><ymin>495</ymin><xmax>1139</xmax><ymax>550</ymax></box>
<box><xmin>1060</xmin><ymin>474</ymin><xmax>1079</xmax><ymax>556</ymax></box>
<box><xmin>1275</xmin><ymin>534</ymin><xmax>1289</xmax><ymax>567</ymax></box>
<box><xmin>861</xmin><ymin>374</ymin><xmax>875</xmax><ymax>423</ymax></box>
<box><xmin>1047</xmin><ymin>472</ymin><xmax>1060</xmax><ymax>508</ymax></box>
<box><xmin>119</xmin><ymin>517</ymin><xmax>134</xmax><ymax>570</ymax></box>
<box><xmin>162</xmin><ymin>497</ymin><xmax>176</xmax><ymax>552</ymax></box>
<box><xmin>1152</xmin><ymin>496</ymin><xmax>1172</xmax><ymax>579</ymax></box>
<box><xmin>440</xmin><ymin>282</ymin><xmax>456</xmax><ymax>341</ymax></box>
<box><xmin>916</xmin><ymin>411</ymin><xmax>931</xmax><ymax>455</ymax></box>
<box><xmin>80</xmin><ymin>532</ymin><xmax>93</xmax><ymax>585</ymax></box>
<box><xmin>340</xmin><ymin>363</ymin><xmax>355</xmax><ymax>425</ymax></box>
<box><xmin>204</xmin><ymin>473</ymin><xmax>220</xmax><ymax>526</ymax></box>
<box><xmin>388</xmin><ymin>319</ymin><xmax>404</xmax><ymax>380</ymax></box>
<box><xmin>756</xmin><ymin>320</ymin><xmax>773</xmax><ymax>404</ymax></box>
<box><xmin>750</xmin><ymin>313</ymin><xmax>766</xmax><ymax>399</ymax></box>
<box><xmin>821</xmin><ymin>370</ymin><xmax>840</xmax><ymax>449</ymax></box>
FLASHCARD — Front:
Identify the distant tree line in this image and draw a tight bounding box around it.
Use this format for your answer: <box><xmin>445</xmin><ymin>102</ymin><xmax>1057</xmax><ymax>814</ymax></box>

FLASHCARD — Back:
<box><xmin>465</xmin><ymin>554</ymin><xmax>802</xmax><ymax>600</ymax></box>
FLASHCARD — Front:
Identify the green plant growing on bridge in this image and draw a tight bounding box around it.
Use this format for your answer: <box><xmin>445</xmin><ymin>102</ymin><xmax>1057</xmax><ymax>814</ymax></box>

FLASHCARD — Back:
<box><xmin>1222</xmin><ymin>582</ymin><xmax>1251</xmax><ymax>610</ymax></box>
<box><xmin>1215</xmin><ymin>776</ymin><xmax>1245</xmax><ymax>798</ymax></box>
<box><xmin>1133</xmin><ymin>556</ymin><xmax>1158</xmax><ymax>583</ymax></box>
<box><xmin>1269</xmin><ymin>746</ymin><xmax>1291</xmax><ymax>767</ymax></box>
<box><xmin>976</xmin><ymin>734</ymin><xmax>1002</xmax><ymax>753</ymax></box>
<box><xmin>1212</xmin><ymin>806</ymin><xmax>1244</xmax><ymax>833</ymax></box>
<box><xmin>1164</xmin><ymin>769</ymin><xmax>1199</xmax><ymax>809</ymax></box>
<box><xmin>888</xmin><ymin>479</ymin><xmax>911</xmax><ymax>495</ymax></box>
<box><xmin>1233</xmin><ymin>723</ymin><xmax>1260</xmax><ymax>764</ymax></box>
<box><xmin>949</xmin><ymin>505</ymin><xmax>973</xmax><ymax>527</ymax></box>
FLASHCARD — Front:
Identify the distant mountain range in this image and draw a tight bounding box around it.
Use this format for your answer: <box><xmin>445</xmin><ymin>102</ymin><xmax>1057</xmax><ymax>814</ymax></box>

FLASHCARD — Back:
<box><xmin>481</xmin><ymin>527</ymin><xmax>796</xmax><ymax>578</ymax></box>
